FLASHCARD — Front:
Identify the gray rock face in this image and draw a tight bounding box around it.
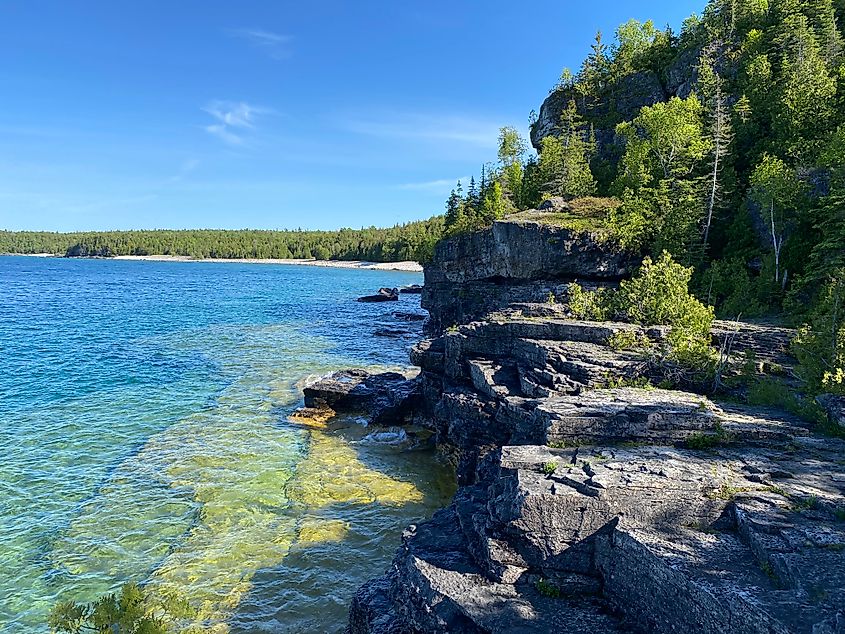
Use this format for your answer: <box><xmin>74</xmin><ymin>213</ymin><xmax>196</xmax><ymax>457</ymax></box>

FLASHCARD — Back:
<box><xmin>530</xmin><ymin>71</ymin><xmax>666</xmax><ymax>160</ymax></box>
<box><xmin>817</xmin><ymin>393</ymin><xmax>845</xmax><ymax>431</ymax></box>
<box><xmin>350</xmin><ymin>437</ymin><xmax>845</xmax><ymax>634</ymax></box>
<box><xmin>346</xmin><ymin>219</ymin><xmax>844</xmax><ymax>634</ymax></box>
<box><xmin>423</xmin><ymin>220</ymin><xmax>635</xmax><ymax>331</ymax></box>
<box><xmin>346</xmin><ymin>301</ymin><xmax>845</xmax><ymax>633</ymax></box>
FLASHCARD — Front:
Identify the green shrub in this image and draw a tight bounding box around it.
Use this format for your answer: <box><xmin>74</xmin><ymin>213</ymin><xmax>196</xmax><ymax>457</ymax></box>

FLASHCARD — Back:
<box><xmin>747</xmin><ymin>377</ymin><xmax>828</xmax><ymax>427</ymax></box>
<box><xmin>615</xmin><ymin>252</ymin><xmax>714</xmax><ymax>335</ymax></box>
<box><xmin>615</xmin><ymin>252</ymin><xmax>717</xmax><ymax>374</ymax></box>
<box><xmin>700</xmin><ymin>257</ymin><xmax>769</xmax><ymax>318</ymax></box>
<box><xmin>793</xmin><ymin>274</ymin><xmax>845</xmax><ymax>397</ymax></box>
<box><xmin>567</xmin><ymin>283</ymin><xmax>612</xmax><ymax>320</ymax></box>
<box><xmin>606</xmin><ymin>329</ymin><xmax>651</xmax><ymax>351</ymax></box>
<box><xmin>541</xmin><ymin>461</ymin><xmax>558</xmax><ymax>476</ymax></box>
<box><xmin>567</xmin><ymin>253</ymin><xmax>717</xmax><ymax>377</ymax></box>
<box><xmin>535</xmin><ymin>578</ymin><xmax>561</xmax><ymax>598</ymax></box>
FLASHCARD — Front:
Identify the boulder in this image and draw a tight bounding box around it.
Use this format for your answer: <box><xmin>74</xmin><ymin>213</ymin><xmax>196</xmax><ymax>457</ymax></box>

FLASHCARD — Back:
<box><xmin>302</xmin><ymin>369</ymin><xmax>421</xmax><ymax>426</ymax></box>
<box><xmin>373</xmin><ymin>327</ymin><xmax>412</xmax><ymax>338</ymax></box>
<box><xmin>399</xmin><ymin>284</ymin><xmax>423</xmax><ymax>294</ymax></box>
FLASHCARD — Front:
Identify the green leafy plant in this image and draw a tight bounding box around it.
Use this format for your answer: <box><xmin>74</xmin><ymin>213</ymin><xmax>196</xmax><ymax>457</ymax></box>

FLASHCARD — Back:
<box><xmin>49</xmin><ymin>583</ymin><xmax>176</xmax><ymax>634</ymax></box>
<box><xmin>606</xmin><ymin>329</ymin><xmax>651</xmax><ymax>351</ymax></box>
<box><xmin>541</xmin><ymin>461</ymin><xmax>558</xmax><ymax>476</ymax></box>
<box><xmin>567</xmin><ymin>283</ymin><xmax>612</xmax><ymax>320</ymax></box>
<box><xmin>535</xmin><ymin>578</ymin><xmax>561</xmax><ymax>599</ymax></box>
<box><xmin>685</xmin><ymin>421</ymin><xmax>734</xmax><ymax>449</ymax></box>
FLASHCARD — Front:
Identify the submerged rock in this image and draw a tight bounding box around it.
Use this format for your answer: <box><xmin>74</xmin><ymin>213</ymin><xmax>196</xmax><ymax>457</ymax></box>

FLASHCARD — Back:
<box><xmin>392</xmin><ymin>311</ymin><xmax>427</xmax><ymax>322</ymax></box>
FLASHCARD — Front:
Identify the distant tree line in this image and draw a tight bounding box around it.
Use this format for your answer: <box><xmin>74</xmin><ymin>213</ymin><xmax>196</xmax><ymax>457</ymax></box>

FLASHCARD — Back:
<box><xmin>0</xmin><ymin>218</ymin><xmax>444</xmax><ymax>263</ymax></box>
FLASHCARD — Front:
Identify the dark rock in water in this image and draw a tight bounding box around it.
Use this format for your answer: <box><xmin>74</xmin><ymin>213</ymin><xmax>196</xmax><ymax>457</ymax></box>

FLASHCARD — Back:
<box><xmin>303</xmin><ymin>369</ymin><xmax>420</xmax><ymax>426</ymax></box>
<box><xmin>359</xmin><ymin>288</ymin><xmax>400</xmax><ymax>303</ymax></box>
<box><xmin>400</xmin><ymin>284</ymin><xmax>423</xmax><ymax>294</ymax></box>
<box><xmin>392</xmin><ymin>311</ymin><xmax>427</xmax><ymax>322</ymax></box>
<box><xmin>817</xmin><ymin>393</ymin><xmax>845</xmax><ymax>431</ymax></box>
<box><xmin>374</xmin><ymin>328</ymin><xmax>411</xmax><ymax>338</ymax></box>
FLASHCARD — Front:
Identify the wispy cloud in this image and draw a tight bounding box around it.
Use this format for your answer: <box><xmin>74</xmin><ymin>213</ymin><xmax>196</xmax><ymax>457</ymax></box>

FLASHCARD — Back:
<box><xmin>342</xmin><ymin>113</ymin><xmax>503</xmax><ymax>149</ymax></box>
<box><xmin>166</xmin><ymin>158</ymin><xmax>200</xmax><ymax>184</ymax></box>
<box><xmin>202</xmin><ymin>101</ymin><xmax>270</xmax><ymax>145</ymax></box>
<box><xmin>396</xmin><ymin>177</ymin><xmax>469</xmax><ymax>193</ymax></box>
<box><xmin>227</xmin><ymin>28</ymin><xmax>291</xmax><ymax>60</ymax></box>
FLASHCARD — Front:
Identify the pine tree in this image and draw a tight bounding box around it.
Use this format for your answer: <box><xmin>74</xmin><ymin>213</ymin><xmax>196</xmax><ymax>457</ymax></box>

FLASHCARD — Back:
<box><xmin>806</xmin><ymin>0</ymin><xmax>843</xmax><ymax>61</ymax></box>
<box><xmin>773</xmin><ymin>11</ymin><xmax>837</xmax><ymax>156</ymax></box>
<box><xmin>538</xmin><ymin>100</ymin><xmax>597</xmax><ymax>198</ymax></box>
<box><xmin>445</xmin><ymin>188</ymin><xmax>462</xmax><ymax>228</ymax></box>
<box><xmin>467</xmin><ymin>176</ymin><xmax>479</xmax><ymax>209</ymax></box>
<box><xmin>580</xmin><ymin>31</ymin><xmax>610</xmax><ymax>100</ymax></box>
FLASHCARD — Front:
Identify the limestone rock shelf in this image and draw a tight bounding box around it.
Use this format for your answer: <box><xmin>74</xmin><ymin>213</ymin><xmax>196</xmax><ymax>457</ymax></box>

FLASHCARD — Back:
<box><xmin>318</xmin><ymin>218</ymin><xmax>845</xmax><ymax>634</ymax></box>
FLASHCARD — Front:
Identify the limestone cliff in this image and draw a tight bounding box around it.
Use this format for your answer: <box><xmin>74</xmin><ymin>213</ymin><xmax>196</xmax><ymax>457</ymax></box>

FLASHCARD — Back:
<box><xmin>318</xmin><ymin>219</ymin><xmax>845</xmax><ymax>634</ymax></box>
<box><xmin>422</xmin><ymin>216</ymin><xmax>636</xmax><ymax>331</ymax></box>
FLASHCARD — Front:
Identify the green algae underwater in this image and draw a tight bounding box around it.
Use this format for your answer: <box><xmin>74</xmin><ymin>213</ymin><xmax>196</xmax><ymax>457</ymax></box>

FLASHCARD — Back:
<box><xmin>0</xmin><ymin>256</ymin><xmax>455</xmax><ymax>633</ymax></box>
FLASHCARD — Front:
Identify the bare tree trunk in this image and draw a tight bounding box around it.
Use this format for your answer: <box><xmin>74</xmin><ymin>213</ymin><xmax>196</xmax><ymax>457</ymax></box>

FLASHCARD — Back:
<box><xmin>770</xmin><ymin>200</ymin><xmax>781</xmax><ymax>283</ymax></box>
<box><xmin>702</xmin><ymin>76</ymin><xmax>731</xmax><ymax>254</ymax></box>
<box><xmin>703</xmin><ymin>136</ymin><xmax>720</xmax><ymax>250</ymax></box>
<box><xmin>833</xmin><ymin>278</ymin><xmax>843</xmax><ymax>363</ymax></box>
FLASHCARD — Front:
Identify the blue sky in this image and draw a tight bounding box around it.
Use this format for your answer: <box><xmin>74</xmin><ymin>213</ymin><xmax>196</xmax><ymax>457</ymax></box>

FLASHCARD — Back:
<box><xmin>1</xmin><ymin>1</ymin><xmax>702</xmax><ymax>232</ymax></box>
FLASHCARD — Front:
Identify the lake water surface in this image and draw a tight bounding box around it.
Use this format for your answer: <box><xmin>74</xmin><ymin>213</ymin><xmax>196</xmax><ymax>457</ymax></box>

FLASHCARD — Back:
<box><xmin>0</xmin><ymin>256</ymin><xmax>453</xmax><ymax>633</ymax></box>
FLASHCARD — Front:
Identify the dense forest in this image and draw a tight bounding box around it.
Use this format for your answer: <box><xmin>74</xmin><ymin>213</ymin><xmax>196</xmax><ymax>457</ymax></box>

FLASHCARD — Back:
<box><xmin>441</xmin><ymin>0</ymin><xmax>845</xmax><ymax>398</ymax></box>
<box><xmin>0</xmin><ymin>217</ymin><xmax>444</xmax><ymax>263</ymax></box>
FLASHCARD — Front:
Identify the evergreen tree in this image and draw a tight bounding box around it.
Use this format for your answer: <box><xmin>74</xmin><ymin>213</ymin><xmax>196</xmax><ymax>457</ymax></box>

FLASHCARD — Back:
<box><xmin>806</xmin><ymin>0</ymin><xmax>843</xmax><ymax>61</ymax></box>
<box><xmin>467</xmin><ymin>176</ymin><xmax>478</xmax><ymax>208</ymax></box>
<box><xmin>445</xmin><ymin>188</ymin><xmax>462</xmax><ymax>227</ymax></box>
<box><xmin>539</xmin><ymin>101</ymin><xmax>597</xmax><ymax>198</ymax></box>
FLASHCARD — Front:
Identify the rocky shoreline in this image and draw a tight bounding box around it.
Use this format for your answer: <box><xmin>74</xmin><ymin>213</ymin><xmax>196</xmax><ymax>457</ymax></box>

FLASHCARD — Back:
<box><xmin>299</xmin><ymin>217</ymin><xmax>845</xmax><ymax>634</ymax></box>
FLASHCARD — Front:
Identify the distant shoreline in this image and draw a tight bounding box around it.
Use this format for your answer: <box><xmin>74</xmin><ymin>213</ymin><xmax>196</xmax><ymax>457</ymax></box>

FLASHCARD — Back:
<box><xmin>2</xmin><ymin>253</ymin><xmax>423</xmax><ymax>272</ymax></box>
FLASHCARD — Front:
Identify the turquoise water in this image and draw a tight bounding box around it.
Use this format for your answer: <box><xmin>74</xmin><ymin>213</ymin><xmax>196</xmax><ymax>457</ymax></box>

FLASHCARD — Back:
<box><xmin>0</xmin><ymin>256</ymin><xmax>453</xmax><ymax>633</ymax></box>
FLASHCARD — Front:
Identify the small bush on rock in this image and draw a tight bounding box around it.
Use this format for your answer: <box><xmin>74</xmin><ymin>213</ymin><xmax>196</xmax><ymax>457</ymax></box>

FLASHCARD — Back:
<box><xmin>606</xmin><ymin>329</ymin><xmax>651</xmax><ymax>351</ymax></box>
<box><xmin>567</xmin><ymin>283</ymin><xmax>612</xmax><ymax>320</ymax></box>
<box><xmin>568</xmin><ymin>252</ymin><xmax>716</xmax><ymax>377</ymax></box>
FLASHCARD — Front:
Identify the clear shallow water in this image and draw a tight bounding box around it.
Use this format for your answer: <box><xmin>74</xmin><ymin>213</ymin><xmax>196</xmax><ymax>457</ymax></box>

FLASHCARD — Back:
<box><xmin>0</xmin><ymin>256</ymin><xmax>454</xmax><ymax>633</ymax></box>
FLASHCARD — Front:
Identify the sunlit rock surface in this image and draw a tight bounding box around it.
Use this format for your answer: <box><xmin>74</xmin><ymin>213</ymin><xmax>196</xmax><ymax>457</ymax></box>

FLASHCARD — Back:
<box><xmin>346</xmin><ymin>221</ymin><xmax>845</xmax><ymax>634</ymax></box>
